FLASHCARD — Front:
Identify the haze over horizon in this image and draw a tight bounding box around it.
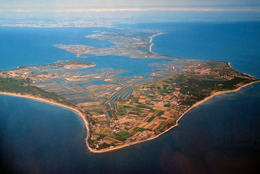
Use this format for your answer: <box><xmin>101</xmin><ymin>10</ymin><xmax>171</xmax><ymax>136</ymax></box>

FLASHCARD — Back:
<box><xmin>1</xmin><ymin>0</ymin><xmax>260</xmax><ymax>22</ymax></box>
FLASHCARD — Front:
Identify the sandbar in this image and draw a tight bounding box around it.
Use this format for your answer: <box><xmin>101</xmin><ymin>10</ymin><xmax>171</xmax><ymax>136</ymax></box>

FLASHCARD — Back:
<box><xmin>149</xmin><ymin>32</ymin><xmax>162</xmax><ymax>52</ymax></box>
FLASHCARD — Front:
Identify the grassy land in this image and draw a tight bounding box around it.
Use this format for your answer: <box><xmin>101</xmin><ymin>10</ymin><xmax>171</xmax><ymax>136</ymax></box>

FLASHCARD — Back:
<box><xmin>0</xmin><ymin>77</ymin><xmax>75</xmax><ymax>106</ymax></box>
<box><xmin>115</xmin><ymin>131</ymin><xmax>133</xmax><ymax>141</ymax></box>
<box><xmin>147</xmin><ymin>116</ymin><xmax>156</xmax><ymax>123</ymax></box>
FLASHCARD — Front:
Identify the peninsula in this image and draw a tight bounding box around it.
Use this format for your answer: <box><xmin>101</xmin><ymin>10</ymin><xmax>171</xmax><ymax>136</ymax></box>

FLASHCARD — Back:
<box><xmin>54</xmin><ymin>29</ymin><xmax>168</xmax><ymax>59</ymax></box>
<box><xmin>0</xmin><ymin>29</ymin><xmax>259</xmax><ymax>153</ymax></box>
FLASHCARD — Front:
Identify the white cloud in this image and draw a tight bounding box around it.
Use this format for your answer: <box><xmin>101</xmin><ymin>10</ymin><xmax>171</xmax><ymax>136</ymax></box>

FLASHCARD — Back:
<box><xmin>1</xmin><ymin>0</ymin><xmax>260</xmax><ymax>11</ymax></box>
<box><xmin>6</xmin><ymin>7</ymin><xmax>259</xmax><ymax>13</ymax></box>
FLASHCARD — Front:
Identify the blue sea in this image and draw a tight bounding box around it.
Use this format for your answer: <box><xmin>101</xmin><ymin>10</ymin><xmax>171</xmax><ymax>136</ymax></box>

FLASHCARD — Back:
<box><xmin>0</xmin><ymin>22</ymin><xmax>260</xmax><ymax>174</ymax></box>
<box><xmin>0</xmin><ymin>27</ymin><xmax>166</xmax><ymax>78</ymax></box>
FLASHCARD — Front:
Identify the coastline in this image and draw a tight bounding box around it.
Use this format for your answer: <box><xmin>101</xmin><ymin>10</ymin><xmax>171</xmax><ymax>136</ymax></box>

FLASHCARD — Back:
<box><xmin>1</xmin><ymin>80</ymin><xmax>259</xmax><ymax>154</ymax></box>
<box><xmin>0</xmin><ymin>92</ymin><xmax>93</xmax><ymax>153</ymax></box>
<box><xmin>90</xmin><ymin>79</ymin><xmax>260</xmax><ymax>153</ymax></box>
<box><xmin>149</xmin><ymin>32</ymin><xmax>162</xmax><ymax>52</ymax></box>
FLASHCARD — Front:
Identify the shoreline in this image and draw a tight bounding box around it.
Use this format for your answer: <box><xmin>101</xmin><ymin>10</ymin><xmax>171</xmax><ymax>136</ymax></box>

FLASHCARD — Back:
<box><xmin>149</xmin><ymin>32</ymin><xmax>162</xmax><ymax>52</ymax></box>
<box><xmin>89</xmin><ymin>79</ymin><xmax>260</xmax><ymax>153</ymax></box>
<box><xmin>1</xmin><ymin>80</ymin><xmax>259</xmax><ymax>154</ymax></box>
<box><xmin>0</xmin><ymin>92</ymin><xmax>93</xmax><ymax>153</ymax></box>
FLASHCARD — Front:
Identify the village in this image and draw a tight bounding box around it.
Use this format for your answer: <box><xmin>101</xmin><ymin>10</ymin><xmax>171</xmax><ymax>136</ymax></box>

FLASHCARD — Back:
<box><xmin>84</xmin><ymin>60</ymin><xmax>259</xmax><ymax>150</ymax></box>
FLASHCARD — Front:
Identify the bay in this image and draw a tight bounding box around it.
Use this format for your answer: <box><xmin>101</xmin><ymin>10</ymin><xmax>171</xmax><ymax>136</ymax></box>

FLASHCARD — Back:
<box><xmin>0</xmin><ymin>27</ymin><xmax>114</xmax><ymax>70</ymax></box>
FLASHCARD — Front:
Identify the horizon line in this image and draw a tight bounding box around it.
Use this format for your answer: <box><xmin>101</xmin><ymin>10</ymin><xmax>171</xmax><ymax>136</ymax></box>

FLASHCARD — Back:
<box><xmin>1</xmin><ymin>6</ymin><xmax>260</xmax><ymax>13</ymax></box>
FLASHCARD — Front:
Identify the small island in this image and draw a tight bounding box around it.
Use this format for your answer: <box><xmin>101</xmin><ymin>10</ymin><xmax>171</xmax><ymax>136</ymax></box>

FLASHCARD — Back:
<box><xmin>0</xmin><ymin>30</ymin><xmax>259</xmax><ymax>153</ymax></box>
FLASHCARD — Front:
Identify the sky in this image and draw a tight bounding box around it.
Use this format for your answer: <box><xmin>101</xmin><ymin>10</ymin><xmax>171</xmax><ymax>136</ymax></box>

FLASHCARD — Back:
<box><xmin>0</xmin><ymin>0</ymin><xmax>260</xmax><ymax>21</ymax></box>
<box><xmin>1</xmin><ymin>0</ymin><xmax>260</xmax><ymax>9</ymax></box>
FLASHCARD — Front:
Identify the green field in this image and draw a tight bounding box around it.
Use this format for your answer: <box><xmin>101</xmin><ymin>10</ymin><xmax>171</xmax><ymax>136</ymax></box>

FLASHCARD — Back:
<box><xmin>115</xmin><ymin>131</ymin><xmax>133</xmax><ymax>141</ymax></box>
<box><xmin>134</xmin><ymin>127</ymin><xmax>145</xmax><ymax>132</ymax></box>
<box><xmin>147</xmin><ymin>116</ymin><xmax>155</xmax><ymax>123</ymax></box>
<box><xmin>116</xmin><ymin>131</ymin><xmax>130</xmax><ymax>136</ymax></box>
<box><xmin>123</xmin><ymin>105</ymin><xmax>133</xmax><ymax>108</ymax></box>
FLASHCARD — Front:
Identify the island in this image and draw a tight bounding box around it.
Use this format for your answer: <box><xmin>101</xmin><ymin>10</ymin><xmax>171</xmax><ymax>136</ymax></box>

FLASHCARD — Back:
<box><xmin>0</xmin><ymin>29</ymin><xmax>259</xmax><ymax>153</ymax></box>
<box><xmin>54</xmin><ymin>29</ymin><xmax>169</xmax><ymax>58</ymax></box>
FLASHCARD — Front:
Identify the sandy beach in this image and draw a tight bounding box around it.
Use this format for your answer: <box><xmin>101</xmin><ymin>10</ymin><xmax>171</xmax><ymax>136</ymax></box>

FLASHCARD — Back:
<box><xmin>1</xmin><ymin>79</ymin><xmax>259</xmax><ymax>154</ymax></box>
<box><xmin>0</xmin><ymin>91</ymin><xmax>93</xmax><ymax>153</ymax></box>
<box><xmin>86</xmin><ymin>79</ymin><xmax>260</xmax><ymax>153</ymax></box>
<box><xmin>149</xmin><ymin>32</ymin><xmax>162</xmax><ymax>52</ymax></box>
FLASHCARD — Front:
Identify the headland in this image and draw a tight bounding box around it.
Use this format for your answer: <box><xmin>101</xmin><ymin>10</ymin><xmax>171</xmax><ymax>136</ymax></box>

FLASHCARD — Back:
<box><xmin>1</xmin><ymin>77</ymin><xmax>259</xmax><ymax>153</ymax></box>
<box><xmin>0</xmin><ymin>57</ymin><xmax>259</xmax><ymax>153</ymax></box>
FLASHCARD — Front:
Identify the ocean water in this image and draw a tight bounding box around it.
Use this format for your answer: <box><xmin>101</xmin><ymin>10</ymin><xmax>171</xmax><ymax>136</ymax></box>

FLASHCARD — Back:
<box><xmin>0</xmin><ymin>22</ymin><xmax>260</xmax><ymax>174</ymax></box>
<box><xmin>0</xmin><ymin>27</ymin><xmax>168</xmax><ymax>78</ymax></box>
<box><xmin>120</xmin><ymin>22</ymin><xmax>260</xmax><ymax>78</ymax></box>
<box><xmin>0</xmin><ymin>27</ymin><xmax>111</xmax><ymax>70</ymax></box>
